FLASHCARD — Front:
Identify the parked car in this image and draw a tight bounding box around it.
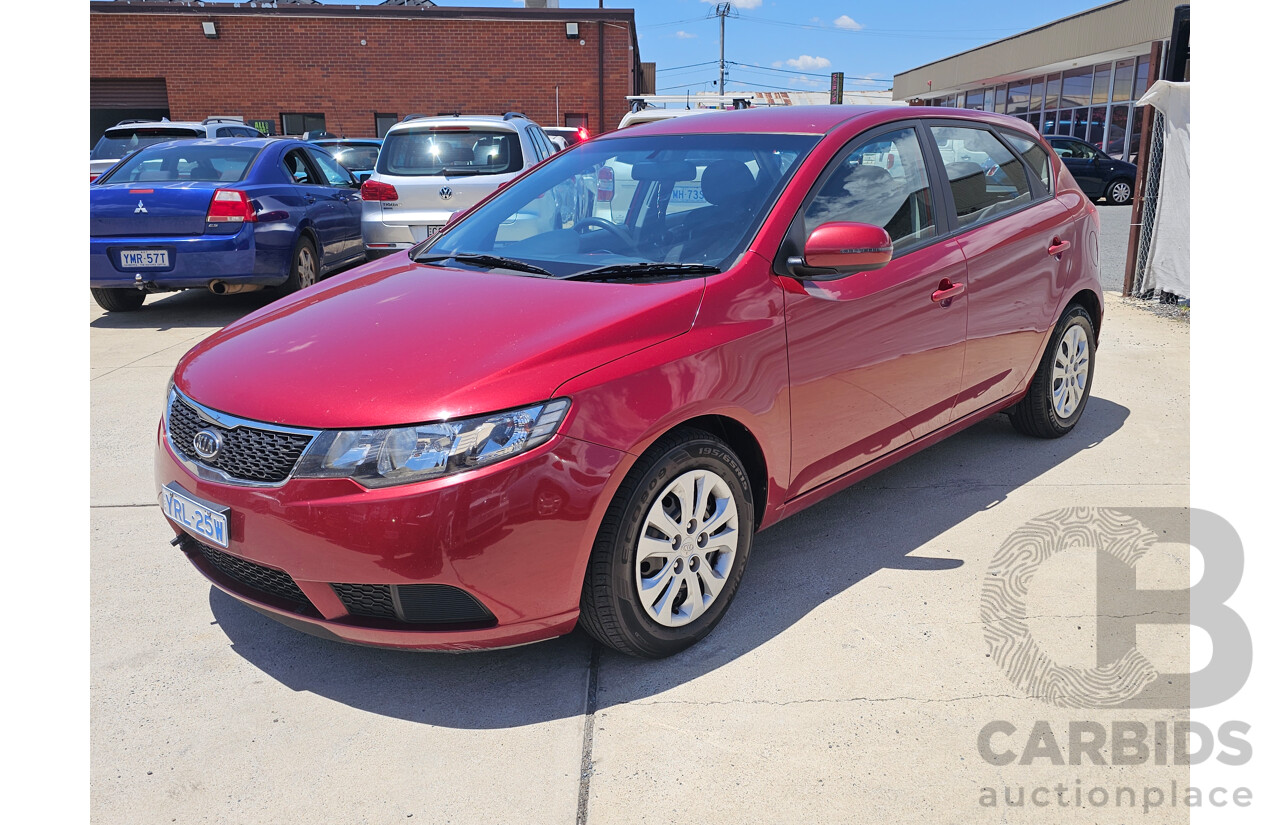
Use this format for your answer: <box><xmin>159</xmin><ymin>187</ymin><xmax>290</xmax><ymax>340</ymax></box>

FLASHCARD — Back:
<box><xmin>90</xmin><ymin>137</ymin><xmax>364</xmax><ymax>311</ymax></box>
<box><xmin>310</xmin><ymin>137</ymin><xmax>382</xmax><ymax>183</ymax></box>
<box><xmin>90</xmin><ymin>118</ymin><xmax>261</xmax><ymax>182</ymax></box>
<box><xmin>156</xmin><ymin>106</ymin><xmax>1102</xmax><ymax>658</ymax></box>
<box><xmin>1046</xmin><ymin>136</ymin><xmax>1137</xmax><ymax>205</ymax></box>
<box><xmin>359</xmin><ymin>112</ymin><xmax>560</xmax><ymax>258</ymax></box>
<box><xmin>543</xmin><ymin>126</ymin><xmax>591</xmax><ymax>148</ymax></box>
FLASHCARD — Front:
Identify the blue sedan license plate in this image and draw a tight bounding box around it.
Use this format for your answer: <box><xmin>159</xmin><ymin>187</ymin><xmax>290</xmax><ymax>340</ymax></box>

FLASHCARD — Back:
<box><xmin>121</xmin><ymin>249</ymin><xmax>170</xmax><ymax>268</ymax></box>
<box><xmin>160</xmin><ymin>483</ymin><xmax>230</xmax><ymax>548</ymax></box>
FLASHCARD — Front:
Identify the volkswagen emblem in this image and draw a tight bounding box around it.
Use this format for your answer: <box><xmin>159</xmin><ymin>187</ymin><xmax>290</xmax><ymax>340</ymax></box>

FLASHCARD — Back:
<box><xmin>192</xmin><ymin>428</ymin><xmax>223</xmax><ymax>460</ymax></box>
<box><xmin>439</xmin><ymin>186</ymin><xmax>453</xmax><ymax>201</ymax></box>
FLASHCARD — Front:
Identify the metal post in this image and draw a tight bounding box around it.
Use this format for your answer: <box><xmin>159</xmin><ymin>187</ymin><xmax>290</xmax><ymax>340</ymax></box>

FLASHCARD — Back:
<box><xmin>719</xmin><ymin>8</ymin><xmax>726</xmax><ymax>95</ymax></box>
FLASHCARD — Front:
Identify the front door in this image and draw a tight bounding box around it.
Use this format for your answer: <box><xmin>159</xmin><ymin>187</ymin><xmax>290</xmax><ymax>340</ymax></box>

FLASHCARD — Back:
<box><xmin>785</xmin><ymin>123</ymin><xmax>969</xmax><ymax>497</ymax></box>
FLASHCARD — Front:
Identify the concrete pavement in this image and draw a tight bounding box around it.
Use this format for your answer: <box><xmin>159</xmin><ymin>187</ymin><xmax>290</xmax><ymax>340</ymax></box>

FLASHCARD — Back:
<box><xmin>91</xmin><ymin>259</ymin><xmax>1189</xmax><ymax>823</ymax></box>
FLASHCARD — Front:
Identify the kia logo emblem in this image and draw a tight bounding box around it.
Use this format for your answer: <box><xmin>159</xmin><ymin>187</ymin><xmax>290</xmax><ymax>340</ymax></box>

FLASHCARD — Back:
<box><xmin>439</xmin><ymin>186</ymin><xmax>453</xmax><ymax>200</ymax></box>
<box><xmin>192</xmin><ymin>428</ymin><xmax>223</xmax><ymax>460</ymax></box>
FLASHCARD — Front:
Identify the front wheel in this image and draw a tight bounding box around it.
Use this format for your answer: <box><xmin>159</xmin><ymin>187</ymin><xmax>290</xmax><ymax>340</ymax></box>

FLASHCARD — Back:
<box><xmin>1106</xmin><ymin>179</ymin><xmax>1134</xmax><ymax>205</ymax></box>
<box><xmin>1009</xmin><ymin>305</ymin><xmax>1096</xmax><ymax>438</ymax></box>
<box><xmin>579</xmin><ymin>428</ymin><xmax>754</xmax><ymax>658</ymax></box>
<box><xmin>90</xmin><ymin>288</ymin><xmax>145</xmax><ymax>312</ymax></box>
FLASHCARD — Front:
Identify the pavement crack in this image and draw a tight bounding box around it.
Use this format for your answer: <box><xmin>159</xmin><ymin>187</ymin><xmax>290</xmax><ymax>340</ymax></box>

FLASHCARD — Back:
<box><xmin>575</xmin><ymin>644</ymin><xmax>600</xmax><ymax>825</ymax></box>
<box><xmin>635</xmin><ymin>693</ymin><xmax>1050</xmax><ymax>708</ymax></box>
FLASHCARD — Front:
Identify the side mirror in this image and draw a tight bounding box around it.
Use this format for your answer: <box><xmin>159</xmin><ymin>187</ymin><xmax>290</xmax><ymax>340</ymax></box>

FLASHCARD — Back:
<box><xmin>787</xmin><ymin>222</ymin><xmax>893</xmax><ymax>280</ymax></box>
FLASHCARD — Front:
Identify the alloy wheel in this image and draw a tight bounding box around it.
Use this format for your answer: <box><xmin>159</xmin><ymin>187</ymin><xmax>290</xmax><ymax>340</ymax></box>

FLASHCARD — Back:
<box><xmin>1051</xmin><ymin>324</ymin><xmax>1090</xmax><ymax>419</ymax></box>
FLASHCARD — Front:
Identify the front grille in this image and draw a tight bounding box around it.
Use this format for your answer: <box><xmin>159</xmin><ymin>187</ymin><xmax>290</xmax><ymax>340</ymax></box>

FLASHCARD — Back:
<box><xmin>168</xmin><ymin>395</ymin><xmax>312</xmax><ymax>483</ymax></box>
<box><xmin>332</xmin><ymin>583</ymin><xmax>397</xmax><ymax>620</ymax></box>
<box><xmin>333</xmin><ymin>582</ymin><xmax>496</xmax><ymax>626</ymax></box>
<box><xmin>189</xmin><ymin>538</ymin><xmax>314</xmax><ymax>609</ymax></box>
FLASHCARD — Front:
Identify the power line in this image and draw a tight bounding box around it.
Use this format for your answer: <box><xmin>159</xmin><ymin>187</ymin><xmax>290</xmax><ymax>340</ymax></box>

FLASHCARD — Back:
<box><xmin>727</xmin><ymin>60</ymin><xmax>891</xmax><ymax>83</ymax></box>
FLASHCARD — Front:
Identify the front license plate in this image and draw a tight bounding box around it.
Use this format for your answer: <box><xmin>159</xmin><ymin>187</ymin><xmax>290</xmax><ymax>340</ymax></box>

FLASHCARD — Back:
<box><xmin>160</xmin><ymin>483</ymin><xmax>230</xmax><ymax>549</ymax></box>
<box><xmin>121</xmin><ymin>249</ymin><xmax>170</xmax><ymax>268</ymax></box>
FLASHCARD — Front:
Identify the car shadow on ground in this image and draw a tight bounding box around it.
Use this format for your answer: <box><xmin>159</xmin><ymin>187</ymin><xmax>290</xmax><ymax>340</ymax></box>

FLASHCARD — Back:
<box><xmin>88</xmin><ymin>260</ymin><xmax>371</xmax><ymax>332</ymax></box>
<box><xmin>90</xmin><ymin>289</ymin><xmax>282</xmax><ymax>332</ymax></box>
<box><xmin>208</xmin><ymin>396</ymin><xmax>1130</xmax><ymax>729</ymax></box>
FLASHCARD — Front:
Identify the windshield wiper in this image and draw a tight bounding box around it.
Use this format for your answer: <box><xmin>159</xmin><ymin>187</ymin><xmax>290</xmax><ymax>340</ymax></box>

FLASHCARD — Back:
<box><xmin>415</xmin><ymin>253</ymin><xmax>554</xmax><ymax>278</ymax></box>
<box><xmin>561</xmin><ymin>262</ymin><xmax>721</xmax><ymax>282</ymax></box>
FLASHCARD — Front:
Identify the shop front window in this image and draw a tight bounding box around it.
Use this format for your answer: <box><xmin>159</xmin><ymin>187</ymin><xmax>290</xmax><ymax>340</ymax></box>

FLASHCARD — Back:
<box><xmin>1092</xmin><ymin>64</ymin><xmax>1112</xmax><ymax>105</ymax></box>
<box><xmin>1045</xmin><ymin>73</ymin><xmax>1062</xmax><ymax>111</ymax></box>
<box><xmin>1106</xmin><ymin>104</ymin><xmax>1130</xmax><ymax>157</ymax></box>
<box><xmin>1113</xmin><ymin>59</ymin><xmax>1136</xmax><ymax>103</ymax></box>
<box><xmin>1007</xmin><ymin>81</ymin><xmax>1030</xmax><ymax>116</ymax></box>
<box><xmin>1061</xmin><ymin>67</ymin><xmax>1092</xmax><ymax>109</ymax></box>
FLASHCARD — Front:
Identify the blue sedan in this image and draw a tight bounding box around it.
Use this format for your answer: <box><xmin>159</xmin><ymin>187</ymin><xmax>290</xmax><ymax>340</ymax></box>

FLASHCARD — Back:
<box><xmin>89</xmin><ymin>137</ymin><xmax>365</xmax><ymax>311</ymax></box>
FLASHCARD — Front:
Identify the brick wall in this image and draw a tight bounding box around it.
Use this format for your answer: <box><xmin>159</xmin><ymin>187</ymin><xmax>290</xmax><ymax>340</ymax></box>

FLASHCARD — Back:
<box><xmin>89</xmin><ymin>8</ymin><xmax>638</xmax><ymax>136</ymax></box>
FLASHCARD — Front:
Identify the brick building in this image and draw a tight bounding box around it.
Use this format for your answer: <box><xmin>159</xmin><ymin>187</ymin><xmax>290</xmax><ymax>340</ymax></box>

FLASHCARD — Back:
<box><xmin>89</xmin><ymin>0</ymin><xmax>646</xmax><ymax>145</ymax></box>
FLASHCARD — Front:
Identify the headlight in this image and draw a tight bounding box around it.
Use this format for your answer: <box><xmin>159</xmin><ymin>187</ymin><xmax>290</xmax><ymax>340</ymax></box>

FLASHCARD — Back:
<box><xmin>292</xmin><ymin>399</ymin><xmax>570</xmax><ymax>488</ymax></box>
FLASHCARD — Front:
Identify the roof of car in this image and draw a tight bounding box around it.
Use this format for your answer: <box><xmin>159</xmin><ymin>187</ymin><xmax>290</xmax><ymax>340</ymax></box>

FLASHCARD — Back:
<box><xmin>607</xmin><ymin>104</ymin><xmax>1041</xmax><ymax>140</ymax></box>
<box><xmin>105</xmin><ymin>121</ymin><xmax>212</xmax><ymax>132</ymax></box>
<box><xmin>313</xmin><ymin>137</ymin><xmax>382</xmax><ymax>144</ymax></box>
<box><xmin>388</xmin><ymin>114</ymin><xmax>532</xmax><ymax>131</ymax></box>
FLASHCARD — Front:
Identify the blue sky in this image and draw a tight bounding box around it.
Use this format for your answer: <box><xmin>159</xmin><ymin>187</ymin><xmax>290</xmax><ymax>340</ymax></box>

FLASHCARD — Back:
<box><xmin>304</xmin><ymin>0</ymin><xmax>1105</xmax><ymax>95</ymax></box>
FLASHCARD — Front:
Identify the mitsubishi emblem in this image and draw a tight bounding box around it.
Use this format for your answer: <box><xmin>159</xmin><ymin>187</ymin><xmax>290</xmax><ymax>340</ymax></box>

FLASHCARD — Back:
<box><xmin>134</xmin><ymin>200</ymin><xmax>148</xmax><ymax>214</ymax></box>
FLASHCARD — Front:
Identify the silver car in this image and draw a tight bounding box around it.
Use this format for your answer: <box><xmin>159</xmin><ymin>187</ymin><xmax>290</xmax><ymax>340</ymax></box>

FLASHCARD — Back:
<box><xmin>360</xmin><ymin>113</ymin><xmax>560</xmax><ymax>257</ymax></box>
<box><xmin>90</xmin><ymin>118</ymin><xmax>261</xmax><ymax>181</ymax></box>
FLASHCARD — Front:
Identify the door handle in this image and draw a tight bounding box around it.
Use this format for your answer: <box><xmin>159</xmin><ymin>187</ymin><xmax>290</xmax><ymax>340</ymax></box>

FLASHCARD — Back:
<box><xmin>1048</xmin><ymin>237</ymin><xmax>1071</xmax><ymax>256</ymax></box>
<box><xmin>304</xmin><ymin>194</ymin><xmax>317</xmax><ymax>204</ymax></box>
<box><xmin>931</xmin><ymin>278</ymin><xmax>966</xmax><ymax>306</ymax></box>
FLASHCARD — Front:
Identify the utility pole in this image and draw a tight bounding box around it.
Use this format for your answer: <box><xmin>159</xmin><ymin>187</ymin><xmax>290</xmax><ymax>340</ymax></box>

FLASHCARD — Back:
<box><xmin>714</xmin><ymin>3</ymin><xmax>733</xmax><ymax>97</ymax></box>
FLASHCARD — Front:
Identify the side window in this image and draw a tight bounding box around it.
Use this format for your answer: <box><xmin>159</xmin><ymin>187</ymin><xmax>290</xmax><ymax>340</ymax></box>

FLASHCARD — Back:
<box><xmin>308</xmin><ymin>150</ymin><xmax>355</xmax><ymax>187</ymax></box>
<box><xmin>930</xmin><ymin>125</ymin><xmax>1032</xmax><ymax>227</ymax></box>
<box><xmin>282</xmin><ymin>149</ymin><xmax>318</xmax><ymax>185</ymax></box>
<box><xmin>526</xmin><ymin>127</ymin><xmax>548</xmax><ymax>162</ymax></box>
<box><xmin>804</xmin><ymin>126</ymin><xmax>936</xmax><ymax>252</ymax></box>
<box><xmin>1002</xmin><ymin>132</ymin><xmax>1053</xmax><ymax>193</ymax></box>
<box><xmin>215</xmin><ymin>127</ymin><xmax>237</xmax><ymax>138</ymax></box>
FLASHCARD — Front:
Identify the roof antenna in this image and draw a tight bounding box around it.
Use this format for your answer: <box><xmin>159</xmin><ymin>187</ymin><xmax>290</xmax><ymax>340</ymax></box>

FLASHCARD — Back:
<box><xmin>686</xmin><ymin>91</ymin><xmax>690</xmax><ymax>110</ymax></box>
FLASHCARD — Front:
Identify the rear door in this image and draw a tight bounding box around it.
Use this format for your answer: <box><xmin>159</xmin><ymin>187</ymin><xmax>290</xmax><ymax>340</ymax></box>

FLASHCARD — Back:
<box><xmin>784</xmin><ymin>122</ymin><xmax>969</xmax><ymax>497</ymax></box>
<box><xmin>281</xmin><ymin>147</ymin><xmax>347</xmax><ymax>261</ymax></box>
<box><xmin>930</xmin><ymin>123</ymin><xmax>1071</xmax><ymax>420</ymax></box>
<box><xmin>306</xmin><ymin>148</ymin><xmax>364</xmax><ymax>259</ymax></box>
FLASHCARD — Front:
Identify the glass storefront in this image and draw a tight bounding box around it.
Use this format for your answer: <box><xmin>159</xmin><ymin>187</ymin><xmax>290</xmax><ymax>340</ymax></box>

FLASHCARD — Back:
<box><xmin>926</xmin><ymin>54</ymin><xmax>1153</xmax><ymax>162</ymax></box>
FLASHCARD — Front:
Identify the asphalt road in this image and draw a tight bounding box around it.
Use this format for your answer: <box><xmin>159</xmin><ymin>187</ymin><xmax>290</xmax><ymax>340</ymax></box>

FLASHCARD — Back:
<box><xmin>91</xmin><ymin>218</ymin><xmax>1189</xmax><ymax>823</ymax></box>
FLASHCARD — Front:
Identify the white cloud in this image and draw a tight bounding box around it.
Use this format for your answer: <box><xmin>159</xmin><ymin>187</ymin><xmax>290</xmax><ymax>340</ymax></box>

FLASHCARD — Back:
<box><xmin>675</xmin><ymin>30</ymin><xmax>697</xmax><ymax>39</ymax></box>
<box><xmin>833</xmin><ymin>15</ymin><xmax>864</xmax><ymax>30</ymax></box>
<box><xmin>700</xmin><ymin>0</ymin><xmax>764</xmax><ymax>9</ymax></box>
<box><xmin>784</xmin><ymin>55</ymin><xmax>832</xmax><ymax>71</ymax></box>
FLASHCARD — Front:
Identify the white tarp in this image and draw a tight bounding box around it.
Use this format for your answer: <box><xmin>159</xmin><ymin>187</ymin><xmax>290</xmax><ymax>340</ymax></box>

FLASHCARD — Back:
<box><xmin>1135</xmin><ymin>80</ymin><xmax>1190</xmax><ymax>298</ymax></box>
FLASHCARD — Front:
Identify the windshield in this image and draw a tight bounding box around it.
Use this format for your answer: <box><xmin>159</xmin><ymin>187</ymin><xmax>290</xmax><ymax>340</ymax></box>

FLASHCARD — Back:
<box><xmin>98</xmin><ymin>144</ymin><xmax>262</xmax><ymax>184</ymax></box>
<box><xmin>421</xmin><ymin>133</ymin><xmax>816</xmax><ymax>278</ymax></box>
<box><xmin>331</xmin><ymin>145</ymin><xmax>381</xmax><ymax>170</ymax></box>
<box><xmin>377</xmin><ymin>128</ymin><xmax>523</xmax><ymax>177</ymax></box>
<box><xmin>90</xmin><ymin>128</ymin><xmax>201</xmax><ymax>160</ymax></box>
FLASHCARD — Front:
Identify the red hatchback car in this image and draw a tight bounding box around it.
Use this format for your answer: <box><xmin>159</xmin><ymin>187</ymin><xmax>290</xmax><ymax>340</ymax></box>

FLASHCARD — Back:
<box><xmin>156</xmin><ymin>106</ymin><xmax>1102</xmax><ymax>658</ymax></box>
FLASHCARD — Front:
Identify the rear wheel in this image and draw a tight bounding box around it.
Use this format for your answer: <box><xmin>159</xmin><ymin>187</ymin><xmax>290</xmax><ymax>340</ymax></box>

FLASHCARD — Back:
<box><xmin>579</xmin><ymin>428</ymin><xmax>754</xmax><ymax>658</ymax></box>
<box><xmin>90</xmin><ymin>288</ymin><xmax>145</xmax><ymax>312</ymax></box>
<box><xmin>280</xmin><ymin>236</ymin><xmax>318</xmax><ymax>294</ymax></box>
<box><xmin>1106</xmin><ymin>179</ymin><xmax>1134</xmax><ymax>205</ymax></box>
<box><xmin>1009</xmin><ymin>305</ymin><xmax>1096</xmax><ymax>438</ymax></box>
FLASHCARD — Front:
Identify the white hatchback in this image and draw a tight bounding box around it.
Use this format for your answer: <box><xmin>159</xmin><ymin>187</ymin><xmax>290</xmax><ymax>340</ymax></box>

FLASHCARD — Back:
<box><xmin>360</xmin><ymin>113</ymin><xmax>561</xmax><ymax>258</ymax></box>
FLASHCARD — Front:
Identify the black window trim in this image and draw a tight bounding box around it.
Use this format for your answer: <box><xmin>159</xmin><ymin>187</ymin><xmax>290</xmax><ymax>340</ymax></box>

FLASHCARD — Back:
<box><xmin>773</xmin><ymin>118</ymin><xmax>952</xmax><ymax>278</ymax></box>
<box><xmin>280</xmin><ymin>146</ymin><xmax>326</xmax><ymax>187</ymax></box>
<box><xmin>996</xmin><ymin>126</ymin><xmax>1056</xmax><ymax>197</ymax></box>
<box><xmin>921</xmin><ymin>117</ymin><xmax>1055</xmax><ymax>238</ymax></box>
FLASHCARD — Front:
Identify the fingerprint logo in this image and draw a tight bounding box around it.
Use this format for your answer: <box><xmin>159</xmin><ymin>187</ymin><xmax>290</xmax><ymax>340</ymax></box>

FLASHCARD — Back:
<box><xmin>981</xmin><ymin>507</ymin><xmax>1161</xmax><ymax>708</ymax></box>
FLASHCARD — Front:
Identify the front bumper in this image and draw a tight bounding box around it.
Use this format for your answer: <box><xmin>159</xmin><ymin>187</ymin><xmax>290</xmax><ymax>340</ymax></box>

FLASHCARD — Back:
<box><xmin>155</xmin><ymin>415</ymin><xmax>629</xmax><ymax>651</ymax></box>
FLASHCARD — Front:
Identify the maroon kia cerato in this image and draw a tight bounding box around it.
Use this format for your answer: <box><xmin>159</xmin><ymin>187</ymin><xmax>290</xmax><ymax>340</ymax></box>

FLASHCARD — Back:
<box><xmin>157</xmin><ymin>106</ymin><xmax>1102</xmax><ymax>658</ymax></box>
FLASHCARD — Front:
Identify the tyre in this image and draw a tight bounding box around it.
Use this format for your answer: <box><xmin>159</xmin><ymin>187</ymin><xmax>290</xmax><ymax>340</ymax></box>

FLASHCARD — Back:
<box><xmin>280</xmin><ymin>236</ymin><xmax>319</xmax><ymax>294</ymax></box>
<box><xmin>90</xmin><ymin>288</ymin><xmax>145</xmax><ymax>312</ymax></box>
<box><xmin>579</xmin><ymin>427</ymin><xmax>755</xmax><ymax>658</ymax></box>
<box><xmin>1106</xmin><ymin>178</ymin><xmax>1134</xmax><ymax>205</ymax></box>
<box><xmin>1009</xmin><ymin>304</ymin><xmax>1096</xmax><ymax>438</ymax></box>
